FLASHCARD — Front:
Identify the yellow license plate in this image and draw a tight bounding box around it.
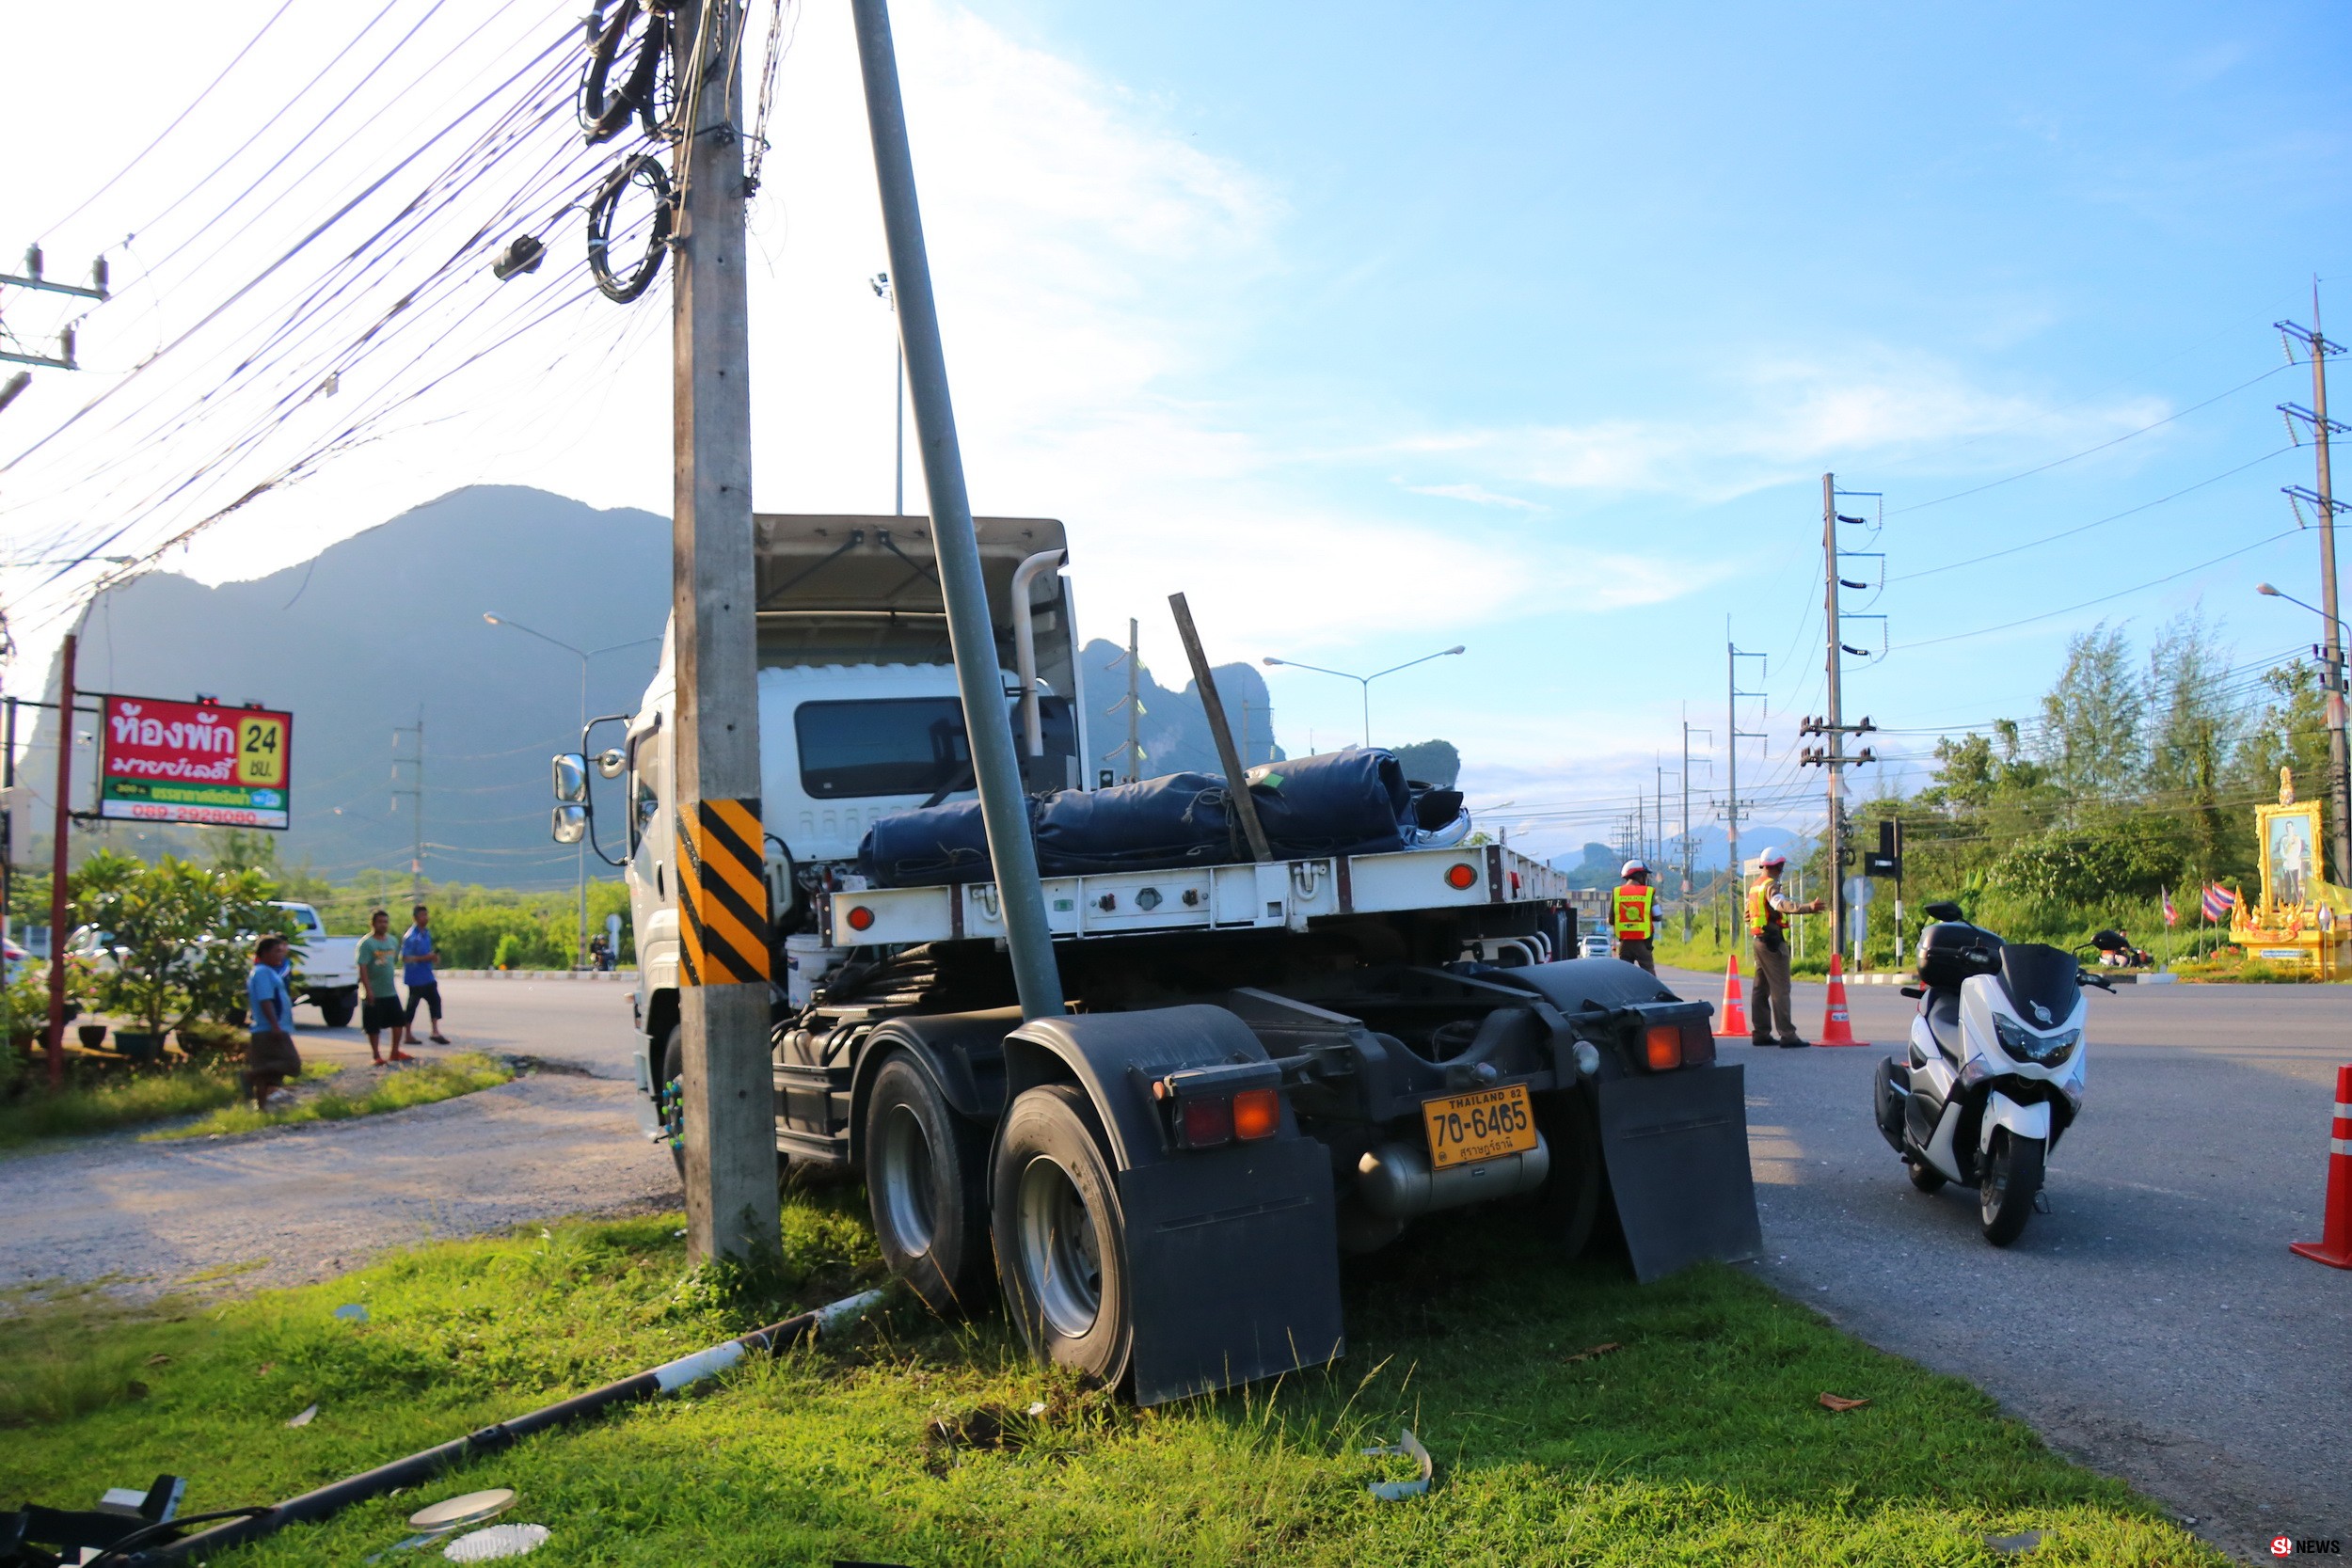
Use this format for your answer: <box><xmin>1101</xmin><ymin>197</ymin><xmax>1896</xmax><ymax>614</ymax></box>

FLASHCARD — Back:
<box><xmin>1422</xmin><ymin>1083</ymin><xmax>1537</xmax><ymax>1170</ymax></box>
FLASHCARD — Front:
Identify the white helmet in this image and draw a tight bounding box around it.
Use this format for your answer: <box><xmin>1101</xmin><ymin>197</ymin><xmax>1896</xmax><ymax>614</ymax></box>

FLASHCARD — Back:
<box><xmin>1756</xmin><ymin>847</ymin><xmax>1788</xmax><ymax>869</ymax></box>
<box><xmin>1621</xmin><ymin>859</ymin><xmax>1647</xmax><ymax>878</ymax></box>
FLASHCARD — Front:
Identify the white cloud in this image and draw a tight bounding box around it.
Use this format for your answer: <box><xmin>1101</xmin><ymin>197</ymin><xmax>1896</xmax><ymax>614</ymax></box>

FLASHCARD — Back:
<box><xmin>1401</xmin><ymin>481</ymin><xmax>1548</xmax><ymax>513</ymax></box>
<box><xmin>1381</xmin><ymin>353</ymin><xmax>2173</xmax><ymax>504</ymax></box>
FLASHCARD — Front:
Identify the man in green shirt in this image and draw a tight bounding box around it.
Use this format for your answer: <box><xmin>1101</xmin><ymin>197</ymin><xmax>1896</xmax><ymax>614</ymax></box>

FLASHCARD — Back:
<box><xmin>355</xmin><ymin>909</ymin><xmax>411</xmax><ymax>1064</ymax></box>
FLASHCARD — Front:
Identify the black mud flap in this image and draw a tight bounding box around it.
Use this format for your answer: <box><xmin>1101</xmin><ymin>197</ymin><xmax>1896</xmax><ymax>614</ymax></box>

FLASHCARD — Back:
<box><xmin>1596</xmin><ymin>1063</ymin><xmax>1763</xmax><ymax>1282</ymax></box>
<box><xmin>1118</xmin><ymin>1136</ymin><xmax>1345</xmax><ymax>1406</ymax></box>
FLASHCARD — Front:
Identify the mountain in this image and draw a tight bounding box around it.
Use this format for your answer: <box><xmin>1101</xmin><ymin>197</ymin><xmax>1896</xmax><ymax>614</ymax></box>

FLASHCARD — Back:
<box><xmin>25</xmin><ymin>486</ymin><xmax>673</xmax><ymax>889</ymax></box>
<box><xmin>20</xmin><ymin>486</ymin><xmax>1293</xmax><ymax>890</ymax></box>
<box><xmin>1550</xmin><ymin>823</ymin><xmax>1814</xmax><ymax>888</ymax></box>
<box><xmin>1077</xmin><ymin>637</ymin><xmax>1285</xmax><ymax>778</ymax></box>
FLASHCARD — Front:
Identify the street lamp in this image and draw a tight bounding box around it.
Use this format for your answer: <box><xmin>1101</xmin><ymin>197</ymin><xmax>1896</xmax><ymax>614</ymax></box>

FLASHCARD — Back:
<box><xmin>483</xmin><ymin>613</ymin><xmax>660</xmax><ymax>969</ymax></box>
<box><xmin>871</xmin><ymin>271</ymin><xmax>903</xmax><ymax>515</ymax></box>
<box><xmin>1261</xmin><ymin>645</ymin><xmax>1466</xmax><ymax>748</ymax></box>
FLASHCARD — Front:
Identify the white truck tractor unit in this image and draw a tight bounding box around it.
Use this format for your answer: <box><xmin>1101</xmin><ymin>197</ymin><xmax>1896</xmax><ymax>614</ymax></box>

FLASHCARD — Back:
<box><xmin>555</xmin><ymin>514</ymin><xmax>1760</xmax><ymax>1405</ymax></box>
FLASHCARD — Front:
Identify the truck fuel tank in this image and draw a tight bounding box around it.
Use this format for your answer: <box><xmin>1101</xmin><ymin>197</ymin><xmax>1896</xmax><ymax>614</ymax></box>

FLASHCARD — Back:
<box><xmin>1356</xmin><ymin>1130</ymin><xmax>1550</xmax><ymax>1221</ymax></box>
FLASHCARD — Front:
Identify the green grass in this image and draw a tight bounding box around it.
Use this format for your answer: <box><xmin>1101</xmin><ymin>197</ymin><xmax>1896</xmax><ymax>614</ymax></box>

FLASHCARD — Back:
<box><xmin>0</xmin><ymin>1195</ymin><xmax>2217</xmax><ymax>1565</ymax></box>
<box><xmin>145</xmin><ymin>1053</ymin><xmax>515</xmax><ymax>1141</ymax></box>
<box><xmin>0</xmin><ymin>1063</ymin><xmax>246</xmax><ymax>1150</ymax></box>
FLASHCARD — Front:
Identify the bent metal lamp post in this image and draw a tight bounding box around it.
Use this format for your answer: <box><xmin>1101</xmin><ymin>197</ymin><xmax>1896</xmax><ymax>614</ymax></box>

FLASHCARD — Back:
<box><xmin>1262</xmin><ymin>646</ymin><xmax>1466</xmax><ymax>749</ymax></box>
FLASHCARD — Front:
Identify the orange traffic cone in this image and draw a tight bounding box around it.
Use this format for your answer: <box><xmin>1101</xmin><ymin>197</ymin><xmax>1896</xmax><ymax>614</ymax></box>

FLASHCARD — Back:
<box><xmin>1820</xmin><ymin>953</ymin><xmax>1859</xmax><ymax>1045</ymax></box>
<box><xmin>2289</xmin><ymin>1063</ymin><xmax>2352</xmax><ymax>1269</ymax></box>
<box><xmin>1716</xmin><ymin>953</ymin><xmax>1750</xmax><ymax>1039</ymax></box>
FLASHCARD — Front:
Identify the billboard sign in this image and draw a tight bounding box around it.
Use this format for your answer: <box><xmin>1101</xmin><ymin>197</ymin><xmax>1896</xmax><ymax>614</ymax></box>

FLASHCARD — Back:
<box><xmin>99</xmin><ymin>696</ymin><xmax>293</xmax><ymax>830</ymax></box>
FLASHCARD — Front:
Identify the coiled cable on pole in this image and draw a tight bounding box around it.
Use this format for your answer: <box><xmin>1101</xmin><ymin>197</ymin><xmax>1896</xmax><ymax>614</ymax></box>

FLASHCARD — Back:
<box><xmin>577</xmin><ymin>0</ymin><xmax>670</xmax><ymax>145</ymax></box>
<box><xmin>585</xmin><ymin>150</ymin><xmax>673</xmax><ymax>302</ymax></box>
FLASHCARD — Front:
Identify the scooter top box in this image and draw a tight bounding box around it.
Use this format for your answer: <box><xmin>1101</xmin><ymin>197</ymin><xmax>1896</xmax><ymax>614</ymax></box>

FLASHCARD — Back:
<box><xmin>1915</xmin><ymin>921</ymin><xmax>2002</xmax><ymax>989</ymax></box>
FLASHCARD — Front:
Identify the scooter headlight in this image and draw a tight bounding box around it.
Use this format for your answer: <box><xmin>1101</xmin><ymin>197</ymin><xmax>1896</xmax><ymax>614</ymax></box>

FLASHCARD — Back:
<box><xmin>1993</xmin><ymin>1015</ymin><xmax>2078</xmax><ymax>1067</ymax></box>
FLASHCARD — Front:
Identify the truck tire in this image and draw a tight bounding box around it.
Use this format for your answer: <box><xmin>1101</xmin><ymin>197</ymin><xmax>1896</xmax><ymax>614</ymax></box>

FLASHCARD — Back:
<box><xmin>992</xmin><ymin>1084</ymin><xmax>1133</xmax><ymax>1390</ymax></box>
<box><xmin>317</xmin><ymin>990</ymin><xmax>357</xmax><ymax>1030</ymax></box>
<box><xmin>660</xmin><ymin>1027</ymin><xmax>686</xmax><ymax>1181</ymax></box>
<box><xmin>1533</xmin><ymin>1088</ymin><xmax>1603</xmax><ymax>1260</ymax></box>
<box><xmin>865</xmin><ymin>1053</ymin><xmax>992</xmax><ymax>1314</ymax></box>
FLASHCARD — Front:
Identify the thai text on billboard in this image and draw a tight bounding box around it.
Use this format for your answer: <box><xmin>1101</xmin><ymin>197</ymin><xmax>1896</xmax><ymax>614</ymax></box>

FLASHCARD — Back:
<box><xmin>98</xmin><ymin>696</ymin><xmax>293</xmax><ymax>830</ymax></box>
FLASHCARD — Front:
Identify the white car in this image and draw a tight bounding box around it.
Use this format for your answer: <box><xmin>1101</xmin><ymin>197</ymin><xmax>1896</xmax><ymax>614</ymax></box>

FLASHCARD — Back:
<box><xmin>1579</xmin><ymin>930</ymin><xmax>1613</xmax><ymax>959</ymax></box>
<box><xmin>67</xmin><ymin>900</ymin><xmax>361</xmax><ymax>1028</ymax></box>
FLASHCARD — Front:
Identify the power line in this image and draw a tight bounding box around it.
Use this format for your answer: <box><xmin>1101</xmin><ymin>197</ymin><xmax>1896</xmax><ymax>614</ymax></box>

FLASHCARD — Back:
<box><xmin>1893</xmin><ymin>530</ymin><xmax>2298</xmax><ymax>653</ymax></box>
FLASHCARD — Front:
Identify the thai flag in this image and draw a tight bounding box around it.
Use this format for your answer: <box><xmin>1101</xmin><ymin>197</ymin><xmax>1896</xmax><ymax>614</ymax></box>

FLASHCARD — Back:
<box><xmin>2201</xmin><ymin>883</ymin><xmax>2236</xmax><ymax>922</ymax></box>
<box><xmin>2162</xmin><ymin>887</ymin><xmax>2177</xmax><ymax>928</ymax></box>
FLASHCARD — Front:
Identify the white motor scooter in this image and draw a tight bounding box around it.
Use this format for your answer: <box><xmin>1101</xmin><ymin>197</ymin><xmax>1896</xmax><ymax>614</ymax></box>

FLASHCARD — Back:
<box><xmin>1872</xmin><ymin>900</ymin><xmax>2109</xmax><ymax>1245</ymax></box>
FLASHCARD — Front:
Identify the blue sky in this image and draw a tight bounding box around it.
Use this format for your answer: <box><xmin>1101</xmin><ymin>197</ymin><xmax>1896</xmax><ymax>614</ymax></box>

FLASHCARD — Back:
<box><xmin>5</xmin><ymin>1</ymin><xmax>2348</xmax><ymax>862</ymax></box>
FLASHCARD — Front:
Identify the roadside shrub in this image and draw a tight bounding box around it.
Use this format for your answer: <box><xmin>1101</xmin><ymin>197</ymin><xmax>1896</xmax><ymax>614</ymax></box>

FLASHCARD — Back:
<box><xmin>492</xmin><ymin>933</ymin><xmax>526</xmax><ymax>970</ymax></box>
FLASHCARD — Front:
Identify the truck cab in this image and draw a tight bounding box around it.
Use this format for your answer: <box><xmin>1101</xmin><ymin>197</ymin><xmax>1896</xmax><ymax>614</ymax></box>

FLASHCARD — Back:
<box><xmin>598</xmin><ymin>514</ymin><xmax>1084</xmax><ymax>1073</ymax></box>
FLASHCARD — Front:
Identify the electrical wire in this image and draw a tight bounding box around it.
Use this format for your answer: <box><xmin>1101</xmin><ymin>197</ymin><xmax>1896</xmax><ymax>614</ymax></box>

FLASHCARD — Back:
<box><xmin>40</xmin><ymin>0</ymin><xmax>300</xmax><ymax>235</ymax></box>
<box><xmin>1893</xmin><ymin>530</ymin><xmax>2299</xmax><ymax>652</ymax></box>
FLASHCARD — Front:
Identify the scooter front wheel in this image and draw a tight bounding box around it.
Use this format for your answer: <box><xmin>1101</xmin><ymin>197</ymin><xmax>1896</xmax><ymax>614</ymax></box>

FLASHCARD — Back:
<box><xmin>1979</xmin><ymin>1129</ymin><xmax>2044</xmax><ymax>1245</ymax></box>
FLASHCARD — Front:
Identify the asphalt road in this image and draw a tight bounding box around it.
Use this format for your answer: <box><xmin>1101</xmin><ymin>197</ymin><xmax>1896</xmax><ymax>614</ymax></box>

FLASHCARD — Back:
<box><xmin>0</xmin><ymin>977</ymin><xmax>676</xmax><ymax>1300</ymax></box>
<box><xmin>1661</xmin><ymin>966</ymin><xmax>2352</xmax><ymax>1560</ymax></box>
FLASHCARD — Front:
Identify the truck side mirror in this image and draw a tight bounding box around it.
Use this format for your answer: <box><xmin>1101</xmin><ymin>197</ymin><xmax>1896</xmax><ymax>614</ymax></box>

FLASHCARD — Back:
<box><xmin>552</xmin><ymin>803</ymin><xmax>588</xmax><ymax>845</ymax></box>
<box><xmin>552</xmin><ymin>752</ymin><xmax>589</xmax><ymax>803</ymax></box>
<box><xmin>597</xmin><ymin>747</ymin><xmax>627</xmax><ymax>780</ymax></box>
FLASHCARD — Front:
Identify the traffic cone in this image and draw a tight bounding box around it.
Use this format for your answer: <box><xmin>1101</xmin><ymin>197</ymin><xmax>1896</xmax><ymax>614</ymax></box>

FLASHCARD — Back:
<box><xmin>1716</xmin><ymin>954</ymin><xmax>1749</xmax><ymax>1039</ymax></box>
<box><xmin>2289</xmin><ymin>1063</ymin><xmax>2352</xmax><ymax>1269</ymax></box>
<box><xmin>1820</xmin><ymin>953</ymin><xmax>1860</xmax><ymax>1045</ymax></box>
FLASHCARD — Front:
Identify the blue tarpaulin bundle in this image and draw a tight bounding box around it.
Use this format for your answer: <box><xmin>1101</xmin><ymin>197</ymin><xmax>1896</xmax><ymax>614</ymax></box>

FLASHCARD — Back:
<box><xmin>857</xmin><ymin>750</ymin><xmax>1416</xmax><ymax>889</ymax></box>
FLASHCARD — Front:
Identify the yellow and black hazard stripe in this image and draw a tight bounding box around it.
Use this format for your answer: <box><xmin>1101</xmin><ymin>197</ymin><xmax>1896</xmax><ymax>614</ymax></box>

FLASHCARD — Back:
<box><xmin>675</xmin><ymin>797</ymin><xmax>771</xmax><ymax>986</ymax></box>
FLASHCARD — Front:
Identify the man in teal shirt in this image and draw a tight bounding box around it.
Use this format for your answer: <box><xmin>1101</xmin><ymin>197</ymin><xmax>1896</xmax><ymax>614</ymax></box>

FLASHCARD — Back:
<box><xmin>355</xmin><ymin>908</ymin><xmax>410</xmax><ymax>1063</ymax></box>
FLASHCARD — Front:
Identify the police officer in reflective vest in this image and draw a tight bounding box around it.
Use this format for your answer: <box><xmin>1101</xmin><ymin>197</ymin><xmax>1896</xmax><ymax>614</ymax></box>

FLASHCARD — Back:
<box><xmin>1612</xmin><ymin>860</ymin><xmax>1658</xmax><ymax>974</ymax></box>
<box><xmin>1747</xmin><ymin>846</ymin><xmax>1825</xmax><ymax>1048</ymax></box>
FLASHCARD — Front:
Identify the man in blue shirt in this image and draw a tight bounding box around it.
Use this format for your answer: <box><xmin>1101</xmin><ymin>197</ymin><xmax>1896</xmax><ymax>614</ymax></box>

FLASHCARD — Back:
<box><xmin>246</xmin><ymin>935</ymin><xmax>302</xmax><ymax>1108</ymax></box>
<box><xmin>401</xmin><ymin>904</ymin><xmax>451</xmax><ymax>1046</ymax></box>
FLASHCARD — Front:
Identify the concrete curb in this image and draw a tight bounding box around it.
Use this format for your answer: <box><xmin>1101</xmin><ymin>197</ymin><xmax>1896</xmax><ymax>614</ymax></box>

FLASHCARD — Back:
<box><xmin>441</xmin><ymin>969</ymin><xmax>638</xmax><ymax>982</ymax></box>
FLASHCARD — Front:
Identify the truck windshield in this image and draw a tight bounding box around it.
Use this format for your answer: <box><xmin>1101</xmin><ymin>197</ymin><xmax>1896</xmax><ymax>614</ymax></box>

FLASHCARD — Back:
<box><xmin>795</xmin><ymin>696</ymin><xmax>1073</xmax><ymax>800</ymax></box>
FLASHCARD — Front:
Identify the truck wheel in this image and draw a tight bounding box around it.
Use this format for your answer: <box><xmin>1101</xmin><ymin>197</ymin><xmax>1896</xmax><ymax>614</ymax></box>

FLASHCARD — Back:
<box><xmin>317</xmin><ymin>990</ymin><xmax>357</xmax><ymax>1030</ymax></box>
<box><xmin>1533</xmin><ymin>1089</ymin><xmax>1602</xmax><ymax>1259</ymax></box>
<box><xmin>659</xmin><ymin>1027</ymin><xmax>686</xmax><ymax>1181</ymax></box>
<box><xmin>992</xmin><ymin>1085</ymin><xmax>1133</xmax><ymax>1389</ymax></box>
<box><xmin>865</xmin><ymin>1053</ymin><xmax>992</xmax><ymax>1314</ymax></box>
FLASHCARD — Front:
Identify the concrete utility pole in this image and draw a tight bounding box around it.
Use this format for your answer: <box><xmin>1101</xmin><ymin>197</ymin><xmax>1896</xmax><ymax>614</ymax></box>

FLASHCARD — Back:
<box><xmin>392</xmin><ymin>714</ymin><xmax>424</xmax><ymax>909</ymax></box>
<box><xmin>671</xmin><ymin>0</ymin><xmax>781</xmax><ymax>1267</ymax></box>
<box><xmin>1820</xmin><ymin>473</ymin><xmax>1845</xmax><ymax>957</ymax></box>
<box><xmin>1124</xmin><ymin>617</ymin><xmax>1141</xmax><ymax>782</ymax></box>
<box><xmin>2280</xmin><ymin>287</ymin><xmax>2348</xmax><ymax>884</ymax></box>
<box><xmin>1726</xmin><ymin>627</ymin><xmax>1767</xmax><ymax>944</ymax></box>
<box><xmin>42</xmin><ymin>633</ymin><xmax>74</xmax><ymax>1091</ymax></box>
<box><xmin>1681</xmin><ymin>716</ymin><xmax>1711</xmax><ymax>943</ymax></box>
<box><xmin>853</xmin><ymin>0</ymin><xmax>1064</xmax><ymax>1022</ymax></box>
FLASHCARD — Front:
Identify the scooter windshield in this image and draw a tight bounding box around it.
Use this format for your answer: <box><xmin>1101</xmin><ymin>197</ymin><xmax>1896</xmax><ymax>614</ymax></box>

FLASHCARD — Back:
<box><xmin>1996</xmin><ymin>943</ymin><xmax>2080</xmax><ymax>1028</ymax></box>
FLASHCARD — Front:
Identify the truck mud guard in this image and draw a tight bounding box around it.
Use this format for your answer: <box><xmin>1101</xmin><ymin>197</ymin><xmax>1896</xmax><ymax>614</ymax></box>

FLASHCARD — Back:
<box><xmin>1487</xmin><ymin>958</ymin><xmax>1763</xmax><ymax>1281</ymax></box>
<box><xmin>1595</xmin><ymin>1064</ymin><xmax>1763</xmax><ymax>1281</ymax></box>
<box><xmin>1005</xmin><ymin>1006</ymin><xmax>1344</xmax><ymax>1405</ymax></box>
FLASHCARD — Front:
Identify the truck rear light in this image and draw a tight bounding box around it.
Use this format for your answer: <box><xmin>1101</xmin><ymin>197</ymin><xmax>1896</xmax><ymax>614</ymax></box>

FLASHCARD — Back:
<box><xmin>1179</xmin><ymin>1096</ymin><xmax>1232</xmax><ymax>1148</ymax></box>
<box><xmin>1445</xmin><ymin>863</ymin><xmax>1478</xmax><ymax>890</ymax></box>
<box><xmin>1644</xmin><ymin>1023</ymin><xmax>1681</xmax><ymax>1071</ymax></box>
<box><xmin>1231</xmin><ymin>1087</ymin><xmax>1279</xmax><ymax>1140</ymax></box>
<box><xmin>1679</xmin><ymin>1022</ymin><xmax>1716</xmax><ymax>1068</ymax></box>
<box><xmin>845</xmin><ymin>905</ymin><xmax>876</xmax><ymax>932</ymax></box>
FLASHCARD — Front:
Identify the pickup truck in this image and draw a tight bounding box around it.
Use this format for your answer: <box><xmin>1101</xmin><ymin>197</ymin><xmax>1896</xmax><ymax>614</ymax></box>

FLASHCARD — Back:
<box><xmin>66</xmin><ymin>900</ymin><xmax>359</xmax><ymax>1028</ymax></box>
<box><xmin>555</xmin><ymin>514</ymin><xmax>1758</xmax><ymax>1406</ymax></box>
<box><xmin>275</xmin><ymin>901</ymin><xmax>360</xmax><ymax>1028</ymax></box>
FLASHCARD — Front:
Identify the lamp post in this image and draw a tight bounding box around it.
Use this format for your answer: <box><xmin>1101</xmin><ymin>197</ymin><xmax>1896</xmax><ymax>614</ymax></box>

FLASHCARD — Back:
<box><xmin>871</xmin><ymin>271</ymin><xmax>902</xmax><ymax>515</ymax></box>
<box><xmin>1260</xmin><ymin>645</ymin><xmax>1465</xmax><ymax>749</ymax></box>
<box><xmin>483</xmin><ymin>613</ymin><xmax>660</xmax><ymax>968</ymax></box>
<box><xmin>2258</xmin><ymin>581</ymin><xmax>2352</xmax><ymax>883</ymax></box>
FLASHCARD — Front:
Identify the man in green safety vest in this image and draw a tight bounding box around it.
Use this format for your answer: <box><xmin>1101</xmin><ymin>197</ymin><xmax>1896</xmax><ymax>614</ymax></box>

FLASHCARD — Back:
<box><xmin>1612</xmin><ymin>860</ymin><xmax>1658</xmax><ymax>974</ymax></box>
<box><xmin>1747</xmin><ymin>846</ymin><xmax>1825</xmax><ymax>1048</ymax></box>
